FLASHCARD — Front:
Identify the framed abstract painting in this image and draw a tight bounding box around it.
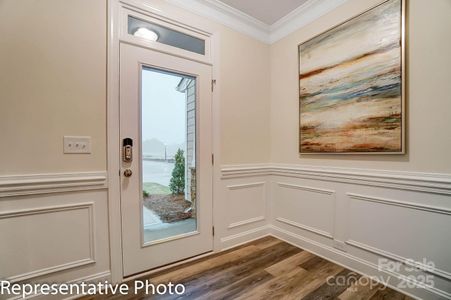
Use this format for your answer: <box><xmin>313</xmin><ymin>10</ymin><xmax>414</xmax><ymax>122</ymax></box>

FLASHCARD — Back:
<box><xmin>299</xmin><ymin>0</ymin><xmax>405</xmax><ymax>154</ymax></box>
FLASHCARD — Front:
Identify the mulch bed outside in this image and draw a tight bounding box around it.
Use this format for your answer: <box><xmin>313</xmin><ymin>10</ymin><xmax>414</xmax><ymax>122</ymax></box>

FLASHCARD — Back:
<box><xmin>143</xmin><ymin>194</ymin><xmax>193</xmax><ymax>223</ymax></box>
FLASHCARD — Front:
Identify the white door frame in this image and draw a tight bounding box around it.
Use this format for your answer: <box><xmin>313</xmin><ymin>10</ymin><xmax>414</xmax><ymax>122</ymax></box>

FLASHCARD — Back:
<box><xmin>107</xmin><ymin>0</ymin><xmax>221</xmax><ymax>283</ymax></box>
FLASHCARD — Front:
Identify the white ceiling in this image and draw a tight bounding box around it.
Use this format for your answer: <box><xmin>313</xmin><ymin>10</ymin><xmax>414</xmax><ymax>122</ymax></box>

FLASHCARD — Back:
<box><xmin>166</xmin><ymin>0</ymin><xmax>349</xmax><ymax>43</ymax></box>
<box><xmin>219</xmin><ymin>0</ymin><xmax>310</xmax><ymax>25</ymax></box>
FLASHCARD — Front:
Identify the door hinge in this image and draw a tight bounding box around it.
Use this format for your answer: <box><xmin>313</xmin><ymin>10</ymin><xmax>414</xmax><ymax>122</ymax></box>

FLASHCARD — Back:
<box><xmin>211</xmin><ymin>153</ymin><xmax>214</xmax><ymax>165</ymax></box>
<box><xmin>212</xmin><ymin>226</ymin><xmax>215</xmax><ymax>236</ymax></box>
<box><xmin>211</xmin><ymin>79</ymin><xmax>216</xmax><ymax>92</ymax></box>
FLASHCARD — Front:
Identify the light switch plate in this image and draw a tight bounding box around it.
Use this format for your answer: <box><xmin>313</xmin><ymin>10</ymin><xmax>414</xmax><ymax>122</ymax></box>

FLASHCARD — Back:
<box><xmin>63</xmin><ymin>136</ymin><xmax>91</xmax><ymax>154</ymax></box>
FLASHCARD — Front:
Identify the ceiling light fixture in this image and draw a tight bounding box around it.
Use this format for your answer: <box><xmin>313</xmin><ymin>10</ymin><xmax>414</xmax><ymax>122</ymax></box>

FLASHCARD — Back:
<box><xmin>133</xmin><ymin>27</ymin><xmax>159</xmax><ymax>41</ymax></box>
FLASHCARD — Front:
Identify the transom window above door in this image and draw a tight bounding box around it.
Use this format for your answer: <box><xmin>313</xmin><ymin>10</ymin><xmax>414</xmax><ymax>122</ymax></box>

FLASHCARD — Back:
<box><xmin>119</xmin><ymin>4</ymin><xmax>212</xmax><ymax>64</ymax></box>
<box><xmin>128</xmin><ymin>16</ymin><xmax>206</xmax><ymax>55</ymax></box>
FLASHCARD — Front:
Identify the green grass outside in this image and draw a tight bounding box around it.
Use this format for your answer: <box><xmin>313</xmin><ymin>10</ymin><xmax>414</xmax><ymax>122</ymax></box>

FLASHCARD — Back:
<box><xmin>143</xmin><ymin>182</ymin><xmax>171</xmax><ymax>195</ymax></box>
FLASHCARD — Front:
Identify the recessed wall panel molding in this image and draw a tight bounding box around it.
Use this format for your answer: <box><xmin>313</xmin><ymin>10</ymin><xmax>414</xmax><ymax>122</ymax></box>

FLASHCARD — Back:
<box><xmin>274</xmin><ymin>182</ymin><xmax>335</xmax><ymax>239</ymax></box>
<box><xmin>226</xmin><ymin>182</ymin><xmax>266</xmax><ymax>229</ymax></box>
<box><xmin>0</xmin><ymin>203</ymin><xmax>96</xmax><ymax>282</ymax></box>
<box><xmin>346</xmin><ymin>192</ymin><xmax>451</xmax><ymax>281</ymax></box>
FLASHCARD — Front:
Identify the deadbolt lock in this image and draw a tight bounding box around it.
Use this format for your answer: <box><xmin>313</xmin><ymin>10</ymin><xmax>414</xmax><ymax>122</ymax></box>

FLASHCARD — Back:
<box><xmin>122</xmin><ymin>138</ymin><xmax>133</xmax><ymax>163</ymax></box>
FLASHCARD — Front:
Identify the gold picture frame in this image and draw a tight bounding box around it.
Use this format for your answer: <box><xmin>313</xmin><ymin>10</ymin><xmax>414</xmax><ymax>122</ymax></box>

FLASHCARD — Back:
<box><xmin>298</xmin><ymin>0</ymin><xmax>406</xmax><ymax>154</ymax></box>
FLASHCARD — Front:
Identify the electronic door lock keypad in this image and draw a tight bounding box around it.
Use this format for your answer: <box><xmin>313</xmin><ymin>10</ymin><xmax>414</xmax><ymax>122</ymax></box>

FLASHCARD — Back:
<box><xmin>123</xmin><ymin>138</ymin><xmax>133</xmax><ymax>163</ymax></box>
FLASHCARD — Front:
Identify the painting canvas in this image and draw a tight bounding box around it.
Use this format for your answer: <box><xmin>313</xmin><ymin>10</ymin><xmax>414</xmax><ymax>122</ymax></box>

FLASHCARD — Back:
<box><xmin>299</xmin><ymin>0</ymin><xmax>404</xmax><ymax>154</ymax></box>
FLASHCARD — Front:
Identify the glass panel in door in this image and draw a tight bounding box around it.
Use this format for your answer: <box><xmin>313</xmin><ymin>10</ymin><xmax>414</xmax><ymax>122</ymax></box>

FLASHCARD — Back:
<box><xmin>141</xmin><ymin>67</ymin><xmax>197</xmax><ymax>244</ymax></box>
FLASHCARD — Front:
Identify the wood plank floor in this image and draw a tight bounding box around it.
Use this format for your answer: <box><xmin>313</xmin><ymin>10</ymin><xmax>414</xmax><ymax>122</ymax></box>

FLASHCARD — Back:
<box><xmin>85</xmin><ymin>236</ymin><xmax>413</xmax><ymax>299</ymax></box>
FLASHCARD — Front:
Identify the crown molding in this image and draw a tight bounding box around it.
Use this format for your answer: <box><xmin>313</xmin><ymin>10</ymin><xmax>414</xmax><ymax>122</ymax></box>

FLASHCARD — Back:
<box><xmin>165</xmin><ymin>0</ymin><xmax>270</xmax><ymax>43</ymax></box>
<box><xmin>164</xmin><ymin>0</ymin><xmax>349</xmax><ymax>44</ymax></box>
<box><xmin>269</xmin><ymin>0</ymin><xmax>349</xmax><ymax>43</ymax></box>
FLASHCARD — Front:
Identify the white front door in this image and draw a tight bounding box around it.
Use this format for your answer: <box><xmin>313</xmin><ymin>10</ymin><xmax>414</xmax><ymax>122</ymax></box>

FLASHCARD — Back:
<box><xmin>119</xmin><ymin>43</ymin><xmax>213</xmax><ymax>277</ymax></box>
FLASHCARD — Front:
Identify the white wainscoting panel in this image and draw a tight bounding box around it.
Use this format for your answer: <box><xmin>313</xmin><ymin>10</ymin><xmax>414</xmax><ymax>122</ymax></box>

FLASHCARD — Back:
<box><xmin>0</xmin><ymin>172</ymin><xmax>110</xmax><ymax>286</ymax></box>
<box><xmin>0</xmin><ymin>203</ymin><xmax>95</xmax><ymax>282</ymax></box>
<box><xmin>216</xmin><ymin>176</ymin><xmax>269</xmax><ymax>249</ymax></box>
<box><xmin>226</xmin><ymin>182</ymin><xmax>266</xmax><ymax>229</ymax></box>
<box><xmin>274</xmin><ymin>182</ymin><xmax>335</xmax><ymax>239</ymax></box>
<box><xmin>346</xmin><ymin>192</ymin><xmax>451</xmax><ymax>281</ymax></box>
<box><xmin>220</xmin><ymin>164</ymin><xmax>451</xmax><ymax>300</ymax></box>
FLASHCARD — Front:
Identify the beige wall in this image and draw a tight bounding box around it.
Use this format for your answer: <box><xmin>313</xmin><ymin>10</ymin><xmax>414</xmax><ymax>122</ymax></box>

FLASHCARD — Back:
<box><xmin>270</xmin><ymin>0</ymin><xmax>451</xmax><ymax>173</ymax></box>
<box><xmin>0</xmin><ymin>0</ymin><xmax>270</xmax><ymax>175</ymax></box>
<box><xmin>219</xmin><ymin>27</ymin><xmax>270</xmax><ymax>164</ymax></box>
<box><xmin>2</xmin><ymin>0</ymin><xmax>450</xmax><ymax>175</ymax></box>
<box><xmin>0</xmin><ymin>0</ymin><xmax>107</xmax><ymax>175</ymax></box>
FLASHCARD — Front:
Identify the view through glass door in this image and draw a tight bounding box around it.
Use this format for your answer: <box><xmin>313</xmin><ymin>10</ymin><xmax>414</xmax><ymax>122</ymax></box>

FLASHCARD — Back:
<box><xmin>120</xmin><ymin>43</ymin><xmax>213</xmax><ymax>276</ymax></box>
<box><xmin>141</xmin><ymin>67</ymin><xmax>197</xmax><ymax>244</ymax></box>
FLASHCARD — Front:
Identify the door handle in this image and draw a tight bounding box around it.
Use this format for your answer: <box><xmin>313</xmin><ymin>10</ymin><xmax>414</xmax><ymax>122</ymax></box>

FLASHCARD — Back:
<box><xmin>123</xmin><ymin>169</ymin><xmax>133</xmax><ymax>177</ymax></box>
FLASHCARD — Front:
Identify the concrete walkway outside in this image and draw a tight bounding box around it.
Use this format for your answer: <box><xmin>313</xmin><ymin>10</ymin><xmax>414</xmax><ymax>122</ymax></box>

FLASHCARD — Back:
<box><xmin>143</xmin><ymin>206</ymin><xmax>196</xmax><ymax>243</ymax></box>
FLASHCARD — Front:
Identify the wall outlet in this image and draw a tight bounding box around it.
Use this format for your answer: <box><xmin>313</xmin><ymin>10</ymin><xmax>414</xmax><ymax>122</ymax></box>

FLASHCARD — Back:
<box><xmin>63</xmin><ymin>136</ymin><xmax>91</xmax><ymax>154</ymax></box>
<box><xmin>333</xmin><ymin>240</ymin><xmax>347</xmax><ymax>252</ymax></box>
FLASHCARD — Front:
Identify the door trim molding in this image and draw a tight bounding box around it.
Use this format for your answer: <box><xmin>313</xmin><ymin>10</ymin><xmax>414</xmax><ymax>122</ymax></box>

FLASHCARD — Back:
<box><xmin>107</xmin><ymin>0</ymin><xmax>123</xmax><ymax>283</ymax></box>
<box><xmin>107</xmin><ymin>0</ymin><xmax>219</xmax><ymax>283</ymax></box>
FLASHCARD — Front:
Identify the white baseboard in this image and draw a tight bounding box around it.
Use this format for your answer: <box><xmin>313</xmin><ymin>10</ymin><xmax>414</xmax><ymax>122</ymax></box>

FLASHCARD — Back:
<box><xmin>63</xmin><ymin>271</ymin><xmax>112</xmax><ymax>300</ymax></box>
<box><xmin>269</xmin><ymin>225</ymin><xmax>450</xmax><ymax>300</ymax></box>
<box><xmin>220</xmin><ymin>225</ymin><xmax>270</xmax><ymax>250</ymax></box>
